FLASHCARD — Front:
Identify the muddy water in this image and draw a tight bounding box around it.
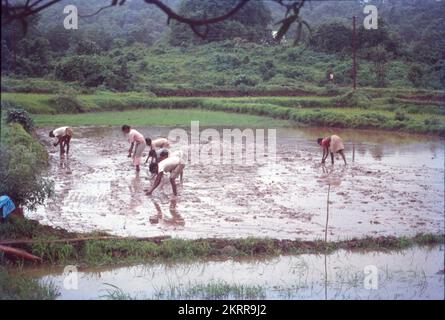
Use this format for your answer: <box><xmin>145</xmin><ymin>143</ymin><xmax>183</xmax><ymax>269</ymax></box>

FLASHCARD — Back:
<box><xmin>23</xmin><ymin>245</ymin><xmax>445</xmax><ymax>300</ymax></box>
<box><xmin>32</xmin><ymin>126</ymin><xmax>444</xmax><ymax>240</ymax></box>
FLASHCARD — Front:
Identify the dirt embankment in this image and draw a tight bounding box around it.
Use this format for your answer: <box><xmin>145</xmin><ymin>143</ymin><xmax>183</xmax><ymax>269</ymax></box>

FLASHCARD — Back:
<box><xmin>396</xmin><ymin>94</ymin><xmax>445</xmax><ymax>104</ymax></box>
<box><xmin>151</xmin><ymin>88</ymin><xmax>333</xmax><ymax>97</ymax></box>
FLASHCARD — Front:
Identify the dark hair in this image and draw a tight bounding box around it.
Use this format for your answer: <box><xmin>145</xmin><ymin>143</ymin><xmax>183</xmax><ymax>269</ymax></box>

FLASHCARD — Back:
<box><xmin>148</xmin><ymin>149</ymin><xmax>157</xmax><ymax>161</ymax></box>
<box><xmin>121</xmin><ymin>125</ymin><xmax>130</xmax><ymax>132</ymax></box>
<box><xmin>317</xmin><ymin>138</ymin><xmax>323</xmax><ymax>145</ymax></box>
<box><xmin>49</xmin><ymin>130</ymin><xmax>54</xmax><ymax>137</ymax></box>
<box><xmin>159</xmin><ymin>148</ymin><xmax>169</xmax><ymax>158</ymax></box>
<box><xmin>149</xmin><ymin>162</ymin><xmax>158</xmax><ymax>174</ymax></box>
<box><xmin>145</xmin><ymin>138</ymin><xmax>152</xmax><ymax>146</ymax></box>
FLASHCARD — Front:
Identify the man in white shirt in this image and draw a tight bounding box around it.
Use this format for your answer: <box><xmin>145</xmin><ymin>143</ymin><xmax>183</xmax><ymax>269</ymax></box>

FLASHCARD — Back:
<box><xmin>49</xmin><ymin>126</ymin><xmax>73</xmax><ymax>156</ymax></box>
<box><xmin>146</xmin><ymin>150</ymin><xmax>185</xmax><ymax>196</ymax></box>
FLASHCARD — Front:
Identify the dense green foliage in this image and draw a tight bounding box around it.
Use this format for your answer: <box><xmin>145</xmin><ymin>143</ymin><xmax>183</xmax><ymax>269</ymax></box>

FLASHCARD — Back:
<box><xmin>0</xmin><ymin>108</ymin><xmax>53</xmax><ymax>210</ymax></box>
<box><xmin>0</xmin><ymin>267</ymin><xmax>59</xmax><ymax>300</ymax></box>
<box><xmin>1</xmin><ymin>217</ymin><xmax>443</xmax><ymax>267</ymax></box>
<box><xmin>2</xmin><ymin>91</ymin><xmax>444</xmax><ymax>136</ymax></box>
<box><xmin>5</xmin><ymin>107</ymin><xmax>35</xmax><ymax>133</ymax></box>
<box><xmin>1</xmin><ymin>1</ymin><xmax>443</xmax><ymax>91</ymax></box>
<box><xmin>169</xmin><ymin>0</ymin><xmax>272</xmax><ymax>46</ymax></box>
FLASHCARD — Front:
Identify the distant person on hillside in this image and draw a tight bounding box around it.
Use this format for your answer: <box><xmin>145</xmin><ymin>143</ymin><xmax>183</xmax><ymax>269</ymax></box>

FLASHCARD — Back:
<box><xmin>49</xmin><ymin>126</ymin><xmax>73</xmax><ymax>157</ymax></box>
<box><xmin>317</xmin><ymin>135</ymin><xmax>347</xmax><ymax>165</ymax></box>
<box><xmin>122</xmin><ymin>125</ymin><xmax>146</xmax><ymax>172</ymax></box>
<box><xmin>146</xmin><ymin>150</ymin><xmax>185</xmax><ymax>196</ymax></box>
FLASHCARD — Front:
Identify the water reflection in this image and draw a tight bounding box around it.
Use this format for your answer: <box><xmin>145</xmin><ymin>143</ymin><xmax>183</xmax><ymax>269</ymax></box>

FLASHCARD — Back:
<box><xmin>21</xmin><ymin>245</ymin><xmax>445</xmax><ymax>300</ymax></box>
<box><xmin>150</xmin><ymin>199</ymin><xmax>185</xmax><ymax>227</ymax></box>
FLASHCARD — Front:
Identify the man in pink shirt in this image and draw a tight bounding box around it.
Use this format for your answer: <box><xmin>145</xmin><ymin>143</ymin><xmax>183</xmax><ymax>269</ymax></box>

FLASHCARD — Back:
<box><xmin>122</xmin><ymin>125</ymin><xmax>147</xmax><ymax>172</ymax></box>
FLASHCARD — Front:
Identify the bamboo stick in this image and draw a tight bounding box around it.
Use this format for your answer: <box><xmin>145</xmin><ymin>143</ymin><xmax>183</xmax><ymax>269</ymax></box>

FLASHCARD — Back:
<box><xmin>0</xmin><ymin>245</ymin><xmax>42</xmax><ymax>262</ymax></box>
<box><xmin>0</xmin><ymin>235</ymin><xmax>171</xmax><ymax>246</ymax></box>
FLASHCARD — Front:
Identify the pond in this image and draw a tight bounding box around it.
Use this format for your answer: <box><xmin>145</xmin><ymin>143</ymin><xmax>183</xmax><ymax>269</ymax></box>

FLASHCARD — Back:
<box><xmin>20</xmin><ymin>245</ymin><xmax>445</xmax><ymax>300</ymax></box>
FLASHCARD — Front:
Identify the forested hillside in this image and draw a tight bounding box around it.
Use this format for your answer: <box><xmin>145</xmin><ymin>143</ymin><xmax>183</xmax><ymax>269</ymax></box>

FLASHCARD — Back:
<box><xmin>1</xmin><ymin>0</ymin><xmax>444</xmax><ymax>91</ymax></box>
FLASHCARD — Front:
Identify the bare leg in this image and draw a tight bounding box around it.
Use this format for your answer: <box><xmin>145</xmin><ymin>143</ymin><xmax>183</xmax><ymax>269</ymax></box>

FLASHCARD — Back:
<box><xmin>339</xmin><ymin>150</ymin><xmax>347</xmax><ymax>165</ymax></box>
<box><xmin>170</xmin><ymin>178</ymin><xmax>177</xmax><ymax>196</ymax></box>
<box><xmin>60</xmin><ymin>140</ymin><xmax>65</xmax><ymax>155</ymax></box>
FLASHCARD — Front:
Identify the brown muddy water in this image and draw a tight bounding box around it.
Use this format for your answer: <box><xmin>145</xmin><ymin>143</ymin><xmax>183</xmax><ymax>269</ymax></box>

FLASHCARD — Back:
<box><xmin>22</xmin><ymin>245</ymin><xmax>444</xmax><ymax>300</ymax></box>
<box><xmin>32</xmin><ymin>126</ymin><xmax>444</xmax><ymax>240</ymax></box>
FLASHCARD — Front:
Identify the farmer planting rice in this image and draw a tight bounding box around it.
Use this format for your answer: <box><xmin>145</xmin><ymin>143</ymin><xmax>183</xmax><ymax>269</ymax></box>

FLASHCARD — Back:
<box><xmin>122</xmin><ymin>125</ymin><xmax>146</xmax><ymax>172</ymax></box>
<box><xmin>145</xmin><ymin>138</ymin><xmax>170</xmax><ymax>164</ymax></box>
<box><xmin>146</xmin><ymin>149</ymin><xmax>185</xmax><ymax>196</ymax></box>
<box><xmin>146</xmin><ymin>137</ymin><xmax>170</xmax><ymax>150</ymax></box>
<box><xmin>147</xmin><ymin>148</ymin><xmax>169</xmax><ymax>174</ymax></box>
<box><xmin>317</xmin><ymin>135</ymin><xmax>347</xmax><ymax>165</ymax></box>
<box><xmin>49</xmin><ymin>126</ymin><xmax>73</xmax><ymax>157</ymax></box>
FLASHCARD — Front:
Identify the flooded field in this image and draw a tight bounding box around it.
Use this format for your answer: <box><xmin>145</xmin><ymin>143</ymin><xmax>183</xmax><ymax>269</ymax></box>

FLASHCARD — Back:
<box><xmin>22</xmin><ymin>245</ymin><xmax>444</xmax><ymax>300</ymax></box>
<box><xmin>32</xmin><ymin>126</ymin><xmax>444</xmax><ymax>240</ymax></box>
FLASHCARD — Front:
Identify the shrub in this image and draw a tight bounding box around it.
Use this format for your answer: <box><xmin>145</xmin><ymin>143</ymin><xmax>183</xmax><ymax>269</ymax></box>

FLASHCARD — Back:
<box><xmin>0</xmin><ymin>122</ymin><xmax>53</xmax><ymax>211</ymax></box>
<box><xmin>54</xmin><ymin>55</ymin><xmax>109</xmax><ymax>87</ymax></box>
<box><xmin>407</xmin><ymin>64</ymin><xmax>425</xmax><ymax>88</ymax></box>
<box><xmin>232</xmin><ymin>74</ymin><xmax>258</xmax><ymax>87</ymax></box>
<box><xmin>48</xmin><ymin>94</ymin><xmax>85</xmax><ymax>113</ymax></box>
<box><xmin>394</xmin><ymin>110</ymin><xmax>409</xmax><ymax>121</ymax></box>
<box><xmin>424</xmin><ymin>117</ymin><xmax>440</xmax><ymax>126</ymax></box>
<box><xmin>334</xmin><ymin>90</ymin><xmax>371</xmax><ymax>108</ymax></box>
<box><xmin>5</xmin><ymin>108</ymin><xmax>35</xmax><ymax>133</ymax></box>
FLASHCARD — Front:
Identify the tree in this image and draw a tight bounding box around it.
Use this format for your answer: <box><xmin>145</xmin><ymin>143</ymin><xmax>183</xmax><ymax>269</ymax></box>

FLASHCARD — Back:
<box><xmin>55</xmin><ymin>55</ymin><xmax>109</xmax><ymax>87</ymax></box>
<box><xmin>169</xmin><ymin>0</ymin><xmax>272</xmax><ymax>45</ymax></box>
<box><xmin>368</xmin><ymin>45</ymin><xmax>390</xmax><ymax>87</ymax></box>
<box><xmin>358</xmin><ymin>20</ymin><xmax>399</xmax><ymax>56</ymax></box>
<box><xmin>1</xmin><ymin>0</ymin><xmax>307</xmax><ymax>44</ymax></box>
<box><xmin>16</xmin><ymin>37</ymin><xmax>52</xmax><ymax>76</ymax></box>
<box><xmin>310</xmin><ymin>22</ymin><xmax>351</xmax><ymax>54</ymax></box>
<box><xmin>407</xmin><ymin>64</ymin><xmax>424</xmax><ymax>88</ymax></box>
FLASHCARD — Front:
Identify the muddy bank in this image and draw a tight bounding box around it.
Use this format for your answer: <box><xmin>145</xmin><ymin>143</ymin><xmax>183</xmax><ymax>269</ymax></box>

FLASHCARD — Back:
<box><xmin>21</xmin><ymin>245</ymin><xmax>445</xmax><ymax>300</ymax></box>
<box><xmin>151</xmin><ymin>88</ymin><xmax>331</xmax><ymax>97</ymax></box>
<box><xmin>31</xmin><ymin>126</ymin><xmax>444</xmax><ymax>240</ymax></box>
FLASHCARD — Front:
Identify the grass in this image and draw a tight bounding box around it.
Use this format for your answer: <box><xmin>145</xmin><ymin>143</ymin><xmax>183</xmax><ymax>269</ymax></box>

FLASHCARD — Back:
<box><xmin>1</xmin><ymin>217</ymin><xmax>443</xmax><ymax>267</ymax></box>
<box><xmin>101</xmin><ymin>281</ymin><xmax>266</xmax><ymax>300</ymax></box>
<box><xmin>0</xmin><ymin>266</ymin><xmax>59</xmax><ymax>300</ymax></box>
<box><xmin>31</xmin><ymin>108</ymin><xmax>292</xmax><ymax>127</ymax></box>
<box><xmin>3</xmin><ymin>91</ymin><xmax>444</xmax><ymax>135</ymax></box>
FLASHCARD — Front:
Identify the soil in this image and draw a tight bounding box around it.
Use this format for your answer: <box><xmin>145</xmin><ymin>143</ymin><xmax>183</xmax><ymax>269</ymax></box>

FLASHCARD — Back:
<box><xmin>31</xmin><ymin>126</ymin><xmax>444</xmax><ymax>240</ymax></box>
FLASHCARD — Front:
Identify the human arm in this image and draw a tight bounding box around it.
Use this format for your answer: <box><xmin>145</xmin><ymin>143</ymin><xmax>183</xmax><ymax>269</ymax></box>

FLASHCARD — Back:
<box><xmin>128</xmin><ymin>142</ymin><xmax>134</xmax><ymax>157</ymax></box>
<box><xmin>170</xmin><ymin>178</ymin><xmax>177</xmax><ymax>196</ymax></box>
<box><xmin>146</xmin><ymin>172</ymin><xmax>164</xmax><ymax>195</ymax></box>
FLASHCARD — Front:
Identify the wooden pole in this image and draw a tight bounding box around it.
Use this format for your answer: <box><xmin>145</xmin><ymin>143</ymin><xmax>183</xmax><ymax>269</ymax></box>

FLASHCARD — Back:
<box><xmin>0</xmin><ymin>245</ymin><xmax>42</xmax><ymax>262</ymax></box>
<box><xmin>324</xmin><ymin>184</ymin><xmax>330</xmax><ymax>243</ymax></box>
<box><xmin>324</xmin><ymin>184</ymin><xmax>331</xmax><ymax>300</ymax></box>
<box><xmin>352</xmin><ymin>16</ymin><xmax>357</xmax><ymax>91</ymax></box>
<box><xmin>0</xmin><ymin>235</ymin><xmax>171</xmax><ymax>246</ymax></box>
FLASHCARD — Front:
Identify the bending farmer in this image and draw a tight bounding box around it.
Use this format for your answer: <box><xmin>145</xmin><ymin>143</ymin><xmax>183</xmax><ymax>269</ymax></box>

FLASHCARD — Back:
<box><xmin>49</xmin><ymin>126</ymin><xmax>73</xmax><ymax>156</ymax></box>
<box><xmin>122</xmin><ymin>125</ymin><xmax>146</xmax><ymax>172</ymax></box>
<box><xmin>317</xmin><ymin>134</ymin><xmax>347</xmax><ymax>165</ymax></box>
<box><xmin>146</xmin><ymin>150</ymin><xmax>185</xmax><ymax>196</ymax></box>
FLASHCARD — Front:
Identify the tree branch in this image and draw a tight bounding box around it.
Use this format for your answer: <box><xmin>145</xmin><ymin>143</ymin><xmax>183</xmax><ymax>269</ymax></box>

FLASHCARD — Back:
<box><xmin>1</xmin><ymin>0</ymin><xmax>307</xmax><ymax>43</ymax></box>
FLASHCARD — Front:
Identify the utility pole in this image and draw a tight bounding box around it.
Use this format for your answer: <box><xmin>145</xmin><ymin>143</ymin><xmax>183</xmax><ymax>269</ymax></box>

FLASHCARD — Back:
<box><xmin>352</xmin><ymin>16</ymin><xmax>357</xmax><ymax>90</ymax></box>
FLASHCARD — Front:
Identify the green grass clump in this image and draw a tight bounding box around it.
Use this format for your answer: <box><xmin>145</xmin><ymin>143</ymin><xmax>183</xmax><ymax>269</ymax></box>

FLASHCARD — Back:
<box><xmin>0</xmin><ymin>267</ymin><xmax>59</xmax><ymax>300</ymax></box>
<box><xmin>3</xmin><ymin>91</ymin><xmax>444</xmax><ymax>135</ymax></box>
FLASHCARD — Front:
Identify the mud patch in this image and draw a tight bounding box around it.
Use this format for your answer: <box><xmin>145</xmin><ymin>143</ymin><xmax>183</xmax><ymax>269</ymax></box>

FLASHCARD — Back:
<box><xmin>31</xmin><ymin>126</ymin><xmax>444</xmax><ymax>240</ymax></box>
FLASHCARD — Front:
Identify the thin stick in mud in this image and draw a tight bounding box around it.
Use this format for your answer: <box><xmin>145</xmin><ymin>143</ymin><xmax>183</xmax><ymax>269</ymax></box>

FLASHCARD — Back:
<box><xmin>325</xmin><ymin>184</ymin><xmax>330</xmax><ymax>243</ymax></box>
